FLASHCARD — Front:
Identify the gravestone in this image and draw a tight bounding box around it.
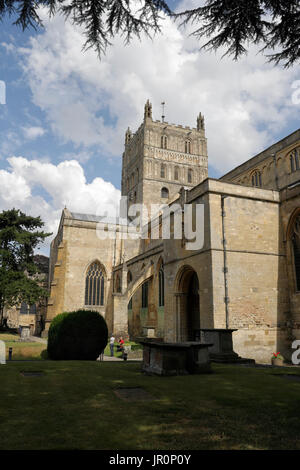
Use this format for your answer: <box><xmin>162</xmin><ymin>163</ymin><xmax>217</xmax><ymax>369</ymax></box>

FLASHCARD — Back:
<box><xmin>20</xmin><ymin>325</ymin><xmax>31</xmax><ymax>341</ymax></box>
<box><xmin>0</xmin><ymin>340</ymin><xmax>6</xmax><ymax>364</ymax></box>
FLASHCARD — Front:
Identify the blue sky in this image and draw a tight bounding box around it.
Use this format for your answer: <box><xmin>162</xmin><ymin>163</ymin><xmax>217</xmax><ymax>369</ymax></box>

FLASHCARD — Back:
<box><xmin>0</xmin><ymin>19</ymin><xmax>122</xmax><ymax>188</ymax></box>
<box><xmin>0</xmin><ymin>3</ymin><xmax>299</xmax><ymax>254</ymax></box>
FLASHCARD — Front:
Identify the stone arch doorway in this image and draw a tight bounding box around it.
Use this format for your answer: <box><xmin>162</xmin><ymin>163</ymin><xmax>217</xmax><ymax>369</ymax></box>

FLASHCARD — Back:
<box><xmin>175</xmin><ymin>266</ymin><xmax>200</xmax><ymax>342</ymax></box>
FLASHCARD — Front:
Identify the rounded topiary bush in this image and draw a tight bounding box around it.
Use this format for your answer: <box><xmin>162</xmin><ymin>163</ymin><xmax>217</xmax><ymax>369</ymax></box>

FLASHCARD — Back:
<box><xmin>47</xmin><ymin>310</ymin><xmax>108</xmax><ymax>360</ymax></box>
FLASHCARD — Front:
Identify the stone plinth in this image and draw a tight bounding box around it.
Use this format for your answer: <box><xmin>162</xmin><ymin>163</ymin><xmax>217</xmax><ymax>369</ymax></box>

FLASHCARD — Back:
<box><xmin>139</xmin><ymin>340</ymin><xmax>212</xmax><ymax>376</ymax></box>
<box><xmin>197</xmin><ymin>329</ymin><xmax>255</xmax><ymax>364</ymax></box>
<box><xmin>142</xmin><ymin>326</ymin><xmax>156</xmax><ymax>338</ymax></box>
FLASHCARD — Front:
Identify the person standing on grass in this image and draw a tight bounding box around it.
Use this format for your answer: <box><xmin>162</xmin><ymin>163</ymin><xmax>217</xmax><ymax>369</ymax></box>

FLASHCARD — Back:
<box><xmin>110</xmin><ymin>334</ymin><xmax>115</xmax><ymax>357</ymax></box>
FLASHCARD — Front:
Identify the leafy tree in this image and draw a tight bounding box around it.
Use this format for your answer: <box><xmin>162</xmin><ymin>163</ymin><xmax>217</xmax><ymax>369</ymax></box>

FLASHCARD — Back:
<box><xmin>47</xmin><ymin>310</ymin><xmax>108</xmax><ymax>360</ymax></box>
<box><xmin>0</xmin><ymin>208</ymin><xmax>51</xmax><ymax>326</ymax></box>
<box><xmin>0</xmin><ymin>1</ymin><xmax>299</xmax><ymax>67</ymax></box>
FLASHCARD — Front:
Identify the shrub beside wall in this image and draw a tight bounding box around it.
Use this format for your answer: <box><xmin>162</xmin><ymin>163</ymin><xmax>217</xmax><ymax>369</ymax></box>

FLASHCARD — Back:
<box><xmin>47</xmin><ymin>310</ymin><xmax>108</xmax><ymax>360</ymax></box>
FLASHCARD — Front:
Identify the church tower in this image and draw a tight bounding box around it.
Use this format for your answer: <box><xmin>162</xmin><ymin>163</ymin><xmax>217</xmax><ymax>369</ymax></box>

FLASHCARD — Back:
<box><xmin>121</xmin><ymin>100</ymin><xmax>208</xmax><ymax>221</ymax></box>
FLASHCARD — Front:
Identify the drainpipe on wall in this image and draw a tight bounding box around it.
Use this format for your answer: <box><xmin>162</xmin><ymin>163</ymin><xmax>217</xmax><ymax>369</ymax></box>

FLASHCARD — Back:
<box><xmin>221</xmin><ymin>195</ymin><xmax>229</xmax><ymax>329</ymax></box>
<box><xmin>113</xmin><ymin>229</ymin><xmax>117</xmax><ymax>267</ymax></box>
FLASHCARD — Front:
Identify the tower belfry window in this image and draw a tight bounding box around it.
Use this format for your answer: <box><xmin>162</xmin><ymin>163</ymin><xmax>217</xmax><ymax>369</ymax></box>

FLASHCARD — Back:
<box><xmin>188</xmin><ymin>168</ymin><xmax>193</xmax><ymax>183</ymax></box>
<box><xmin>161</xmin><ymin>163</ymin><xmax>166</xmax><ymax>178</ymax></box>
<box><xmin>161</xmin><ymin>135</ymin><xmax>167</xmax><ymax>149</ymax></box>
<box><xmin>185</xmin><ymin>141</ymin><xmax>191</xmax><ymax>154</ymax></box>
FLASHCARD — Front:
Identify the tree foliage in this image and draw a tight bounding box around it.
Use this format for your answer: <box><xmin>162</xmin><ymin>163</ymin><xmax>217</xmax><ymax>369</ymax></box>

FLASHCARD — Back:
<box><xmin>47</xmin><ymin>310</ymin><xmax>108</xmax><ymax>360</ymax></box>
<box><xmin>0</xmin><ymin>0</ymin><xmax>299</xmax><ymax>67</ymax></box>
<box><xmin>0</xmin><ymin>208</ymin><xmax>51</xmax><ymax>325</ymax></box>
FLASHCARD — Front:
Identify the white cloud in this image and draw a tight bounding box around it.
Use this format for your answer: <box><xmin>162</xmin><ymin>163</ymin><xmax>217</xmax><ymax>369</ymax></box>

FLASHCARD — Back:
<box><xmin>18</xmin><ymin>8</ymin><xmax>300</xmax><ymax>175</ymax></box>
<box><xmin>22</xmin><ymin>126</ymin><xmax>46</xmax><ymax>140</ymax></box>
<box><xmin>0</xmin><ymin>156</ymin><xmax>121</xmax><ymax>253</ymax></box>
<box><xmin>1</xmin><ymin>42</ymin><xmax>15</xmax><ymax>53</ymax></box>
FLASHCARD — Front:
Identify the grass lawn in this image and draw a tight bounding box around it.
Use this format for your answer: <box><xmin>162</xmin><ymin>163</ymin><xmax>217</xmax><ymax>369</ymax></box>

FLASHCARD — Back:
<box><xmin>1</xmin><ymin>361</ymin><xmax>300</xmax><ymax>450</ymax></box>
<box><xmin>0</xmin><ymin>332</ymin><xmax>46</xmax><ymax>361</ymax></box>
<box><xmin>0</xmin><ymin>332</ymin><xmax>142</xmax><ymax>361</ymax></box>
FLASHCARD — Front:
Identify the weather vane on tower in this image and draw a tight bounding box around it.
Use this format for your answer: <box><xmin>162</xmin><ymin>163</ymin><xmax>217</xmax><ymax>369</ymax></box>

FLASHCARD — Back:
<box><xmin>161</xmin><ymin>101</ymin><xmax>165</xmax><ymax>123</ymax></box>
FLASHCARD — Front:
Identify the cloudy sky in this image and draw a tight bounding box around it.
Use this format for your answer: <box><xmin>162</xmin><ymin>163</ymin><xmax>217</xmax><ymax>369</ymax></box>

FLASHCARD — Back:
<box><xmin>0</xmin><ymin>1</ymin><xmax>299</xmax><ymax>254</ymax></box>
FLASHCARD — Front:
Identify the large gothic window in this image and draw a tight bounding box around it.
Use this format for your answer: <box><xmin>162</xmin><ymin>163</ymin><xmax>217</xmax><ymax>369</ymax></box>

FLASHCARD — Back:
<box><xmin>85</xmin><ymin>262</ymin><xmax>105</xmax><ymax>306</ymax></box>
<box><xmin>159</xmin><ymin>263</ymin><xmax>164</xmax><ymax>307</ymax></box>
<box><xmin>292</xmin><ymin>215</ymin><xmax>300</xmax><ymax>291</ymax></box>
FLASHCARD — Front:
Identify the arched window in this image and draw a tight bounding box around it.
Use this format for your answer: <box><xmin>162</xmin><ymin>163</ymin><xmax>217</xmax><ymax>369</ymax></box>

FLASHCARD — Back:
<box><xmin>20</xmin><ymin>302</ymin><xmax>28</xmax><ymax>314</ymax></box>
<box><xmin>20</xmin><ymin>303</ymin><xmax>37</xmax><ymax>314</ymax></box>
<box><xmin>188</xmin><ymin>168</ymin><xmax>193</xmax><ymax>183</ymax></box>
<box><xmin>161</xmin><ymin>135</ymin><xmax>167</xmax><ymax>149</ymax></box>
<box><xmin>85</xmin><ymin>261</ymin><xmax>105</xmax><ymax>306</ymax></box>
<box><xmin>174</xmin><ymin>166</ymin><xmax>179</xmax><ymax>181</ymax></box>
<box><xmin>160</xmin><ymin>163</ymin><xmax>166</xmax><ymax>178</ymax></box>
<box><xmin>161</xmin><ymin>187</ymin><xmax>169</xmax><ymax>198</ymax></box>
<box><xmin>290</xmin><ymin>148</ymin><xmax>300</xmax><ymax>173</ymax></box>
<box><xmin>29</xmin><ymin>304</ymin><xmax>37</xmax><ymax>314</ymax></box>
<box><xmin>291</xmin><ymin>214</ymin><xmax>300</xmax><ymax>291</ymax></box>
<box><xmin>185</xmin><ymin>140</ymin><xmax>191</xmax><ymax>154</ymax></box>
<box><xmin>115</xmin><ymin>272</ymin><xmax>121</xmax><ymax>293</ymax></box>
<box><xmin>251</xmin><ymin>170</ymin><xmax>262</xmax><ymax>187</ymax></box>
<box><xmin>142</xmin><ymin>282</ymin><xmax>148</xmax><ymax>308</ymax></box>
<box><xmin>127</xmin><ymin>271</ymin><xmax>132</xmax><ymax>285</ymax></box>
<box><xmin>159</xmin><ymin>263</ymin><xmax>164</xmax><ymax>307</ymax></box>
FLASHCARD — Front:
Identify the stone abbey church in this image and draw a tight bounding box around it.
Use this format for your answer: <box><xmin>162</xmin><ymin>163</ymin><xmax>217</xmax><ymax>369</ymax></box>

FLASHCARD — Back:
<box><xmin>45</xmin><ymin>100</ymin><xmax>300</xmax><ymax>363</ymax></box>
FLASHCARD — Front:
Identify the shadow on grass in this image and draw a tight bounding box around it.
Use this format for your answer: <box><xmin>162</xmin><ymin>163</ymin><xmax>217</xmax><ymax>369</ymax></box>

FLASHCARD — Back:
<box><xmin>1</xmin><ymin>362</ymin><xmax>300</xmax><ymax>449</ymax></box>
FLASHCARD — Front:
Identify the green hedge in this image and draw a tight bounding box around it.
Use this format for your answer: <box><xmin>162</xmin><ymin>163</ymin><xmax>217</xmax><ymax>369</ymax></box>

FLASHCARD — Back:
<box><xmin>47</xmin><ymin>310</ymin><xmax>108</xmax><ymax>360</ymax></box>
